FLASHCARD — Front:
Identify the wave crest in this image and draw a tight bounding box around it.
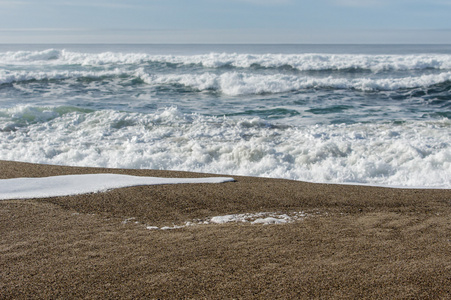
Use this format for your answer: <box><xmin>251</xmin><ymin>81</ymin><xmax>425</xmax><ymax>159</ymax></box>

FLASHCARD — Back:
<box><xmin>137</xmin><ymin>70</ymin><xmax>451</xmax><ymax>95</ymax></box>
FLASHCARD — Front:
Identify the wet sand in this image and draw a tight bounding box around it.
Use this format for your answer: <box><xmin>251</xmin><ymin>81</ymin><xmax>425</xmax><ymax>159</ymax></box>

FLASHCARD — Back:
<box><xmin>1</xmin><ymin>160</ymin><xmax>450</xmax><ymax>298</ymax></box>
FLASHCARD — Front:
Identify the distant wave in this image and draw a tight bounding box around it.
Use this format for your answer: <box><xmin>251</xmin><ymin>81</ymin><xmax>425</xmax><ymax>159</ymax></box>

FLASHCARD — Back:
<box><xmin>2</xmin><ymin>49</ymin><xmax>451</xmax><ymax>72</ymax></box>
<box><xmin>136</xmin><ymin>70</ymin><xmax>451</xmax><ymax>95</ymax></box>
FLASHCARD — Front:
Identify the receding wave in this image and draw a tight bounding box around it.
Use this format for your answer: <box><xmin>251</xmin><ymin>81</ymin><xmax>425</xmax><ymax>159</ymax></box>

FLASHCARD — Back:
<box><xmin>2</xmin><ymin>49</ymin><xmax>451</xmax><ymax>72</ymax></box>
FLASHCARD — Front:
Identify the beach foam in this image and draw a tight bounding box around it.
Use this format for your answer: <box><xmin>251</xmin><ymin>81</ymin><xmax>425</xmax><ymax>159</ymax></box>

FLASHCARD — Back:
<box><xmin>0</xmin><ymin>174</ymin><xmax>234</xmax><ymax>200</ymax></box>
<box><xmin>144</xmin><ymin>212</ymin><xmax>309</xmax><ymax>230</ymax></box>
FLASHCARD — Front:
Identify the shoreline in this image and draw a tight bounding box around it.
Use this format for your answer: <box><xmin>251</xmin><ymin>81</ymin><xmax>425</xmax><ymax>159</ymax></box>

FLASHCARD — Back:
<box><xmin>1</xmin><ymin>159</ymin><xmax>449</xmax><ymax>190</ymax></box>
<box><xmin>1</xmin><ymin>159</ymin><xmax>450</xmax><ymax>298</ymax></box>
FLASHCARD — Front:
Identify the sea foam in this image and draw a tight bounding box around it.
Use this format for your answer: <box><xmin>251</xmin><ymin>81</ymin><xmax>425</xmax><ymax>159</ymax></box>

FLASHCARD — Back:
<box><xmin>0</xmin><ymin>174</ymin><xmax>234</xmax><ymax>200</ymax></box>
<box><xmin>0</xmin><ymin>106</ymin><xmax>449</xmax><ymax>188</ymax></box>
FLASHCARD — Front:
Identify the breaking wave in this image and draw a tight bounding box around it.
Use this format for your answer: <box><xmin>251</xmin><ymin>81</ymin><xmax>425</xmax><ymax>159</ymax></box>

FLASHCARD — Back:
<box><xmin>0</xmin><ymin>106</ymin><xmax>449</xmax><ymax>188</ymax></box>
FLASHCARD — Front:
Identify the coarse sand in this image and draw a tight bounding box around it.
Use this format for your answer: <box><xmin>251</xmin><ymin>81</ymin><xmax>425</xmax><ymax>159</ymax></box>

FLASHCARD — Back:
<box><xmin>1</xmin><ymin>160</ymin><xmax>450</xmax><ymax>299</ymax></box>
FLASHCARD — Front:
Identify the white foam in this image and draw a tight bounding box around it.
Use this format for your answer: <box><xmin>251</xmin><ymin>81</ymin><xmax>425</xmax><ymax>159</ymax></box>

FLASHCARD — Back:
<box><xmin>210</xmin><ymin>214</ymin><xmax>251</xmax><ymax>224</ymax></box>
<box><xmin>0</xmin><ymin>106</ymin><xmax>449</xmax><ymax>189</ymax></box>
<box><xmin>210</xmin><ymin>212</ymin><xmax>303</xmax><ymax>224</ymax></box>
<box><xmin>251</xmin><ymin>217</ymin><xmax>289</xmax><ymax>225</ymax></box>
<box><xmin>0</xmin><ymin>174</ymin><xmax>234</xmax><ymax>200</ymax></box>
<box><xmin>144</xmin><ymin>212</ymin><xmax>308</xmax><ymax>230</ymax></box>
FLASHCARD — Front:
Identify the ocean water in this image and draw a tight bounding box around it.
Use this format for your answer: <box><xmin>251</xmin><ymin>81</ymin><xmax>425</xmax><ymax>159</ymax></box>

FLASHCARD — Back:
<box><xmin>0</xmin><ymin>44</ymin><xmax>450</xmax><ymax>188</ymax></box>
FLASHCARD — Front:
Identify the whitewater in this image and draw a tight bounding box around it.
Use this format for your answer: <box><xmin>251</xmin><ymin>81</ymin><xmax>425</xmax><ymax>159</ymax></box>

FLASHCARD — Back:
<box><xmin>0</xmin><ymin>44</ymin><xmax>449</xmax><ymax>188</ymax></box>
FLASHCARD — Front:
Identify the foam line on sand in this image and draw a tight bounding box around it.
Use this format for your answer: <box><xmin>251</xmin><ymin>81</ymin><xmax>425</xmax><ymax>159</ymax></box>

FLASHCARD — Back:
<box><xmin>0</xmin><ymin>173</ymin><xmax>235</xmax><ymax>200</ymax></box>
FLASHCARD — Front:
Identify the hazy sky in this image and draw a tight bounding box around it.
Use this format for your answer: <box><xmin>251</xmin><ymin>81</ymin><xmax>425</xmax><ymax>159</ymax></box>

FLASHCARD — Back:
<box><xmin>0</xmin><ymin>0</ymin><xmax>450</xmax><ymax>43</ymax></box>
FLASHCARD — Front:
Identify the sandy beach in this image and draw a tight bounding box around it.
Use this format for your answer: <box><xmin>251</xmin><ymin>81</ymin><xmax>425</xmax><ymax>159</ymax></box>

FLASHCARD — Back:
<box><xmin>1</xmin><ymin>160</ymin><xmax>450</xmax><ymax>298</ymax></box>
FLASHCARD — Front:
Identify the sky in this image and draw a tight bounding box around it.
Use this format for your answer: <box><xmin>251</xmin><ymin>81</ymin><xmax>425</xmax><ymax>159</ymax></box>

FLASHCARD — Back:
<box><xmin>0</xmin><ymin>0</ymin><xmax>450</xmax><ymax>44</ymax></box>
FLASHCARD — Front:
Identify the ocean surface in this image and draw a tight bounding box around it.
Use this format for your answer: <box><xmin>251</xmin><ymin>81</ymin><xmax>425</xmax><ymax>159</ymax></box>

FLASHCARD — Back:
<box><xmin>0</xmin><ymin>44</ymin><xmax>450</xmax><ymax>188</ymax></box>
